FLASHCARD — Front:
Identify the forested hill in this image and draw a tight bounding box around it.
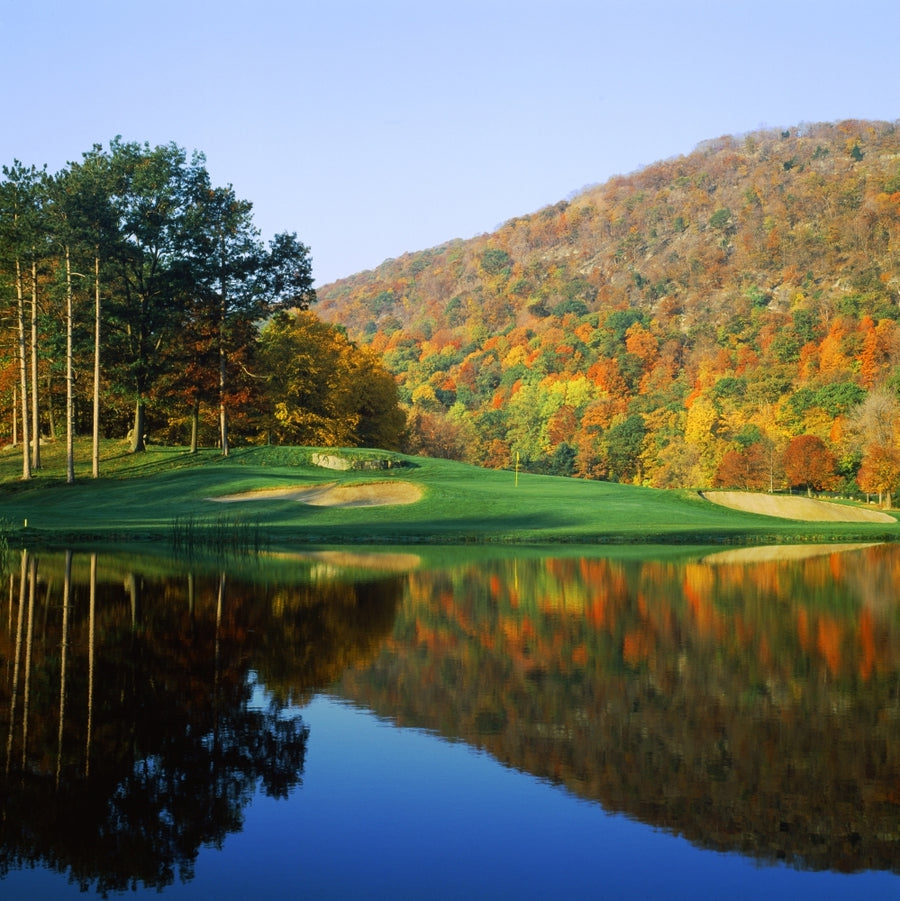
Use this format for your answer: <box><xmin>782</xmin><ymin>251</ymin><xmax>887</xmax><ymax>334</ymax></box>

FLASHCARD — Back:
<box><xmin>316</xmin><ymin>119</ymin><xmax>900</xmax><ymax>493</ymax></box>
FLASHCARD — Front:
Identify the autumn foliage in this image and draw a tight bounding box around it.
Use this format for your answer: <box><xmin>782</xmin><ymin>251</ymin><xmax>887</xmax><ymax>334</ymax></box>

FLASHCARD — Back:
<box><xmin>317</xmin><ymin>120</ymin><xmax>900</xmax><ymax>494</ymax></box>
<box><xmin>857</xmin><ymin>443</ymin><xmax>900</xmax><ymax>507</ymax></box>
<box><xmin>257</xmin><ymin>310</ymin><xmax>406</xmax><ymax>449</ymax></box>
<box><xmin>712</xmin><ymin>442</ymin><xmax>771</xmax><ymax>490</ymax></box>
<box><xmin>782</xmin><ymin>434</ymin><xmax>837</xmax><ymax>496</ymax></box>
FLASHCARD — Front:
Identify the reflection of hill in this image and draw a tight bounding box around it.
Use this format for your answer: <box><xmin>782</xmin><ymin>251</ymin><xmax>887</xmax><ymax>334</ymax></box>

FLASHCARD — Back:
<box><xmin>0</xmin><ymin>551</ymin><xmax>401</xmax><ymax>892</ymax></box>
<box><xmin>337</xmin><ymin>546</ymin><xmax>900</xmax><ymax>873</ymax></box>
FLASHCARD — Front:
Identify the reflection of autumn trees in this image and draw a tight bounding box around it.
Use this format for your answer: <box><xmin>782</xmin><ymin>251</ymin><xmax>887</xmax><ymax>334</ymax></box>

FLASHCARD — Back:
<box><xmin>257</xmin><ymin>576</ymin><xmax>402</xmax><ymax>704</ymax></box>
<box><xmin>0</xmin><ymin>552</ymin><xmax>401</xmax><ymax>892</ymax></box>
<box><xmin>338</xmin><ymin>546</ymin><xmax>900</xmax><ymax>873</ymax></box>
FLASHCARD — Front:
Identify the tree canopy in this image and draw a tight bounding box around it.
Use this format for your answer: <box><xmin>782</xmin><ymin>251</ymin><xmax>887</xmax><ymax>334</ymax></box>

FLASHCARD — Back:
<box><xmin>0</xmin><ymin>139</ymin><xmax>406</xmax><ymax>478</ymax></box>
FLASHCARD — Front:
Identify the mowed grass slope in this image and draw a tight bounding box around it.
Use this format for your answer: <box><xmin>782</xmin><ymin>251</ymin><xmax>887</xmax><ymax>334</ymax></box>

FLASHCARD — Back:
<box><xmin>0</xmin><ymin>439</ymin><xmax>897</xmax><ymax>548</ymax></box>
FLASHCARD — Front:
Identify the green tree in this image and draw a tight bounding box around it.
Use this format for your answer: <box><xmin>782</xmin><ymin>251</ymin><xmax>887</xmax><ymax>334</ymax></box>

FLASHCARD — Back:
<box><xmin>0</xmin><ymin>162</ymin><xmax>48</xmax><ymax>479</ymax></box>
<box><xmin>57</xmin><ymin>147</ymin><xmax>122</xmax><ymax>476</ymax></box>
<box><xmin>480</xmin><ymin>247</ymin><xmax>511</xmax><ymax>277</ymax></box>
<box><xmin>263</xmin><ymin>231</ymin><xmax>316</xmax><ymax>310</ymax></box>
<box><xmin>184</xmin><ymin>183</ymin><xmax>264</xmax><ymax>456</ymax></box>
<box><xmin>605</xmin><ymin>414</ymin><xmax>646</xmax><ymax>483</ymax></box>
<box><xmin>104</xmin><ymin>139</ymin><xmax>207</xmax><ymax>452</ymax></box>
<box><xmin>549</xmin><ymin>440</ymin><xmax>577</xmax><ymax>476</ymax></box>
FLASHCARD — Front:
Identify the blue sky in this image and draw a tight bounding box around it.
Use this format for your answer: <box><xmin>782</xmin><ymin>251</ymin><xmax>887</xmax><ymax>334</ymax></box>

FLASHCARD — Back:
<box><xmin>1</xmin><ymin>0</ymin><xmax>897</xmax><ymax>286</ymax></box>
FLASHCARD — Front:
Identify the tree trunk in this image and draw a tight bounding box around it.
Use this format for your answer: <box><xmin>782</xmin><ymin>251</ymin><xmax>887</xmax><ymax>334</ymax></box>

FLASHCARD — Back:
<box><xmin>15</xmin><ymin>260</ymin><xmax>31</xmax><ymax>480</ymax></box>
<box><xmin>131</xmin><ymin>398</ymin><xmax>146</xmax><ymax>453</ymax></box>
<box><xmin>92</xmin><ymin>253</ymin><xmax>101</xmax><ymax>478</ymax></box>
<box><xmin>219</xmin><ymin>279</ymin><xmax>229</xmax><ymax>457</ymax></box>
<box><xmin>190</xmin><ymin>399</ymin><xmax>199</xmax><ymax>454</ymax></box>
<box><xmin>65</xmin><ymin>246</ymin><xmax>75</xmax><ymax>485</ymax></box>
<box><xmin>30</xmin><ymin>260</ymin><xmax>40</xmax><ymax>471</ymax></box>
<box><xmin>21</xmin><ymin>554</ymin><xmax>36</xmax><ymax>768</ymax></box>
<box><xmin>57</xmin><ymin>551</ymin><xmax>71</xmax><ymax>789</ymax></box>
<box><xmin>219</xmin><ymin>349</ymin><xmax>229</xmax><ymax>457</ymax></box>
<box><xmin>85</xmin><ymin>554</ymin><xmax>96</xmax><ymax>778</ymax></box>
<box><xmin>46</xmin><ymin>374</ymin><xmax>56</xmax><ymax>441</ymax></box>
<box><xmin>126</xmin><ymin>571</ymin><xmax>140</xmax><ymax>627</ymax></box>
<box><xmin>6</xmin><ymin>552</ymin><xmax>27</xmax><ymax>775</ymax></box>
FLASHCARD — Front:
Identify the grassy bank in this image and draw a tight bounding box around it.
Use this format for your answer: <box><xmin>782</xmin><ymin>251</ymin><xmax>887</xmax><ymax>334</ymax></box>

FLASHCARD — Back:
<box><xmin>0</xmin><ymin>438</ymin><xmax>897</xmax><ymax>550</ymax></box>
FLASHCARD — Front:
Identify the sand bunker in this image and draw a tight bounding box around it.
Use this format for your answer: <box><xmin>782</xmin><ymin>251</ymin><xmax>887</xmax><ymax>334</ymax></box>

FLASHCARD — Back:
<box><xmin>702</xmin><ymin>491</ymin><xmax>895</xmax><ymax>523</ymax></box>
<box><xmin>210</xmin><ymin>480</ymin><xmax>423</xmax><ymax>508</ymax></box>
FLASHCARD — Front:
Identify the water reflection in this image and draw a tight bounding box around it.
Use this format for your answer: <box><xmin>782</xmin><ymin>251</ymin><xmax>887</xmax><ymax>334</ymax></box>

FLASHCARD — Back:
<box><xmin>1</xmin><ymin>544</ymin><xmax>900</xmax><ymax>893</ymax></box>
<box><xmin>337</xmin><ymin>543</ymin><xmax>900</xmax><ymax>873</ymax></box>
<box><xmin>0</xmin><ymin>550</ymin><xmax>402</xmax><ymax>892</ymax></box>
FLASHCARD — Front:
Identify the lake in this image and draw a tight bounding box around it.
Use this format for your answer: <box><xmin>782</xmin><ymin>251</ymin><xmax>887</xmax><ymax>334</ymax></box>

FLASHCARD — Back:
<box><xmin>1</xmin><ymin>543</ymin><xmax>899</xmax><ymax>899</ymax></box>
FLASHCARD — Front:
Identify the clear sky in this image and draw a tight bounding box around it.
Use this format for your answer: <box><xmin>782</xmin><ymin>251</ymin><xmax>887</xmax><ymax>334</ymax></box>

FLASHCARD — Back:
<box><xmin>1</xmin><ymin>0</ymin><xmax>897</xmax><ymax>287</ymax></box>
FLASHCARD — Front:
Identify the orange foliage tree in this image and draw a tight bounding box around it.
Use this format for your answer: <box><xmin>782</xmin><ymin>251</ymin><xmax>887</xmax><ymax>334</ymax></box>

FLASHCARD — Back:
<box><xmin>782</xmin><ymin>434</ymin><xmax>837</xmax><ymax>496</ymax></box>
<box><xmin>857</xmin><ymin>444</ymin><xmax>900</xmax><ymax>508</ymax></box>
<box><xmin>712</xmin><ymin>442</ymin><xmax>770</xmax><ymax>490</ymax></box>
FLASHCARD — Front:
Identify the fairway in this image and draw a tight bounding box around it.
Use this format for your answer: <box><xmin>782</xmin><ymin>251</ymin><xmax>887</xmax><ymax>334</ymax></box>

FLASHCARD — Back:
<box><xmin>0</xmin><ymin>440</ymin><xmax>897</xmax><ymax>549</ymax></box>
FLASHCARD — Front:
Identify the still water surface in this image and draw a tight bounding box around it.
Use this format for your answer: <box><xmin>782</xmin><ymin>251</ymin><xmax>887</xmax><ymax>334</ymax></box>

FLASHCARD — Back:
<box><xmin>1</xmin><ymin>544</ymin><xmax>899</xmax><ymax>898</ymax></box>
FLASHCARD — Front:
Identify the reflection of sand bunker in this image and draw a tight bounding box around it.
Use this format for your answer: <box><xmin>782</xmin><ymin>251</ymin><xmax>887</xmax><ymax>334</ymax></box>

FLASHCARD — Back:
<box><xmin>701</xmin><ymin>491</ymin><xmax>895</xmax><ymax>523</ymax></box>
<box><xmin>702</xmin><ymin>543</ymin><xmax>880</xmax><ymax>565</ymax></box>
<box><xmin>211</xmin><ymin>481</ymin><xmax>423</xmax><ymax>507</ymax></box>
<box><xmin>268</xmin><ymin>549</ymin><xmax>421</xmax><ymax>572</ymax></box>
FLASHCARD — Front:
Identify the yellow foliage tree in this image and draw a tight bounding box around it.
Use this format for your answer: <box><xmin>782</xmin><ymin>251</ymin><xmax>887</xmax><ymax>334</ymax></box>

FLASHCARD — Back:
<box><xmin>259</xmin><ymin>311</ymin><xmax>404</xmax><ymax>449</ymax></box>
<box><xmin>684</xmin><ymin>397</ymin><xmax>724</xmax><ymax>485</ymax></box>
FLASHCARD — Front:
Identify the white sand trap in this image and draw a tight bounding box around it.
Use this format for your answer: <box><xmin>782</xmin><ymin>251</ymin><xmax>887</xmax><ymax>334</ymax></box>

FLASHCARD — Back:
<box><xmin>210</xmin><ymin>480</ymin><xmax>423</xmax><ymax>507</ymax></box>
<box><xmin>701</xmin><ymin>491</ymin><xmax>895</xmax><ymax>523</ymax></box>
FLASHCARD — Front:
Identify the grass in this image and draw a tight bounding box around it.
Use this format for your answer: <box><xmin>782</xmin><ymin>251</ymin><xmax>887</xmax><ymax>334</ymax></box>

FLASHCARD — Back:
<box><xmin>0</xmin><ymin>437</ymin><xmax>898</xmax><ymax>551</ymax></box>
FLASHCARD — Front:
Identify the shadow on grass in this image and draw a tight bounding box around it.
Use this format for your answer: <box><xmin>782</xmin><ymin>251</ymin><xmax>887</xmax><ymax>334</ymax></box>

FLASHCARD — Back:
<box><xmin>250</xmin><ymin>510</ymin><xmax>880</xmax><ymax>547</ymax></box>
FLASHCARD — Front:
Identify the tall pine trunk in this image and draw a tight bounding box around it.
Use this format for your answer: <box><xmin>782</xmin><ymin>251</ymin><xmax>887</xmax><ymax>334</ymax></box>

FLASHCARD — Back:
<box><xmin>85</xmin><ymin>554</ymin><xmax>96</xmax><ymax>777</ymax></box>
<box><xmin>92</xmin><ymin>253</ymin><xmax>101</xmax><ymax>478</ymax></box>
<box><xmin>218</xmin><ymin>284</ymin><xmax>229</xmax><ymax>457</ymax></box>
<box><xmin>190</xmin><ymin>399</ymin><xmax>199</xmax><ymax>454</ymax></box>
<box><xmin>45</xmin><ymin>374</ymin><xmax>56</xmax><ymax>440</ymax></box>
<box><xmin>15</xmin><ymin>258</ymin><xmax>31</xmax><ymax>481</ymax></box>
<box><xmin>65</xmin><ymin>246</ymin><xmax>75</xmax><ymax>484</ymax></box>
<box><xmin>219</xmin><ymin>342</ymin><xmax>229</xmax><ymax>456</ymax></box>
<box><xmin>30</xmin><ymin>260</ymin><xmax>40</xmax><ymax>471</ymax></box>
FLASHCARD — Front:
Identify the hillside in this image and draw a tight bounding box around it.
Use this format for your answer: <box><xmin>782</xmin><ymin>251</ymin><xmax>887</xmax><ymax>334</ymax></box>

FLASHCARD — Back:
<box><xmin>316</xmin><ymin>119</ymin><xmax>900</xmax><ymax>492</ymax></box>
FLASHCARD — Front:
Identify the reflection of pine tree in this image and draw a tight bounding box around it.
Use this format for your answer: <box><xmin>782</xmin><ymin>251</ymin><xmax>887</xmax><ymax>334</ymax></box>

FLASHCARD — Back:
<box><xmin>0</xmin><ymin>553</ymin><xmax>401</xmax><ymax>891</ymax></box>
